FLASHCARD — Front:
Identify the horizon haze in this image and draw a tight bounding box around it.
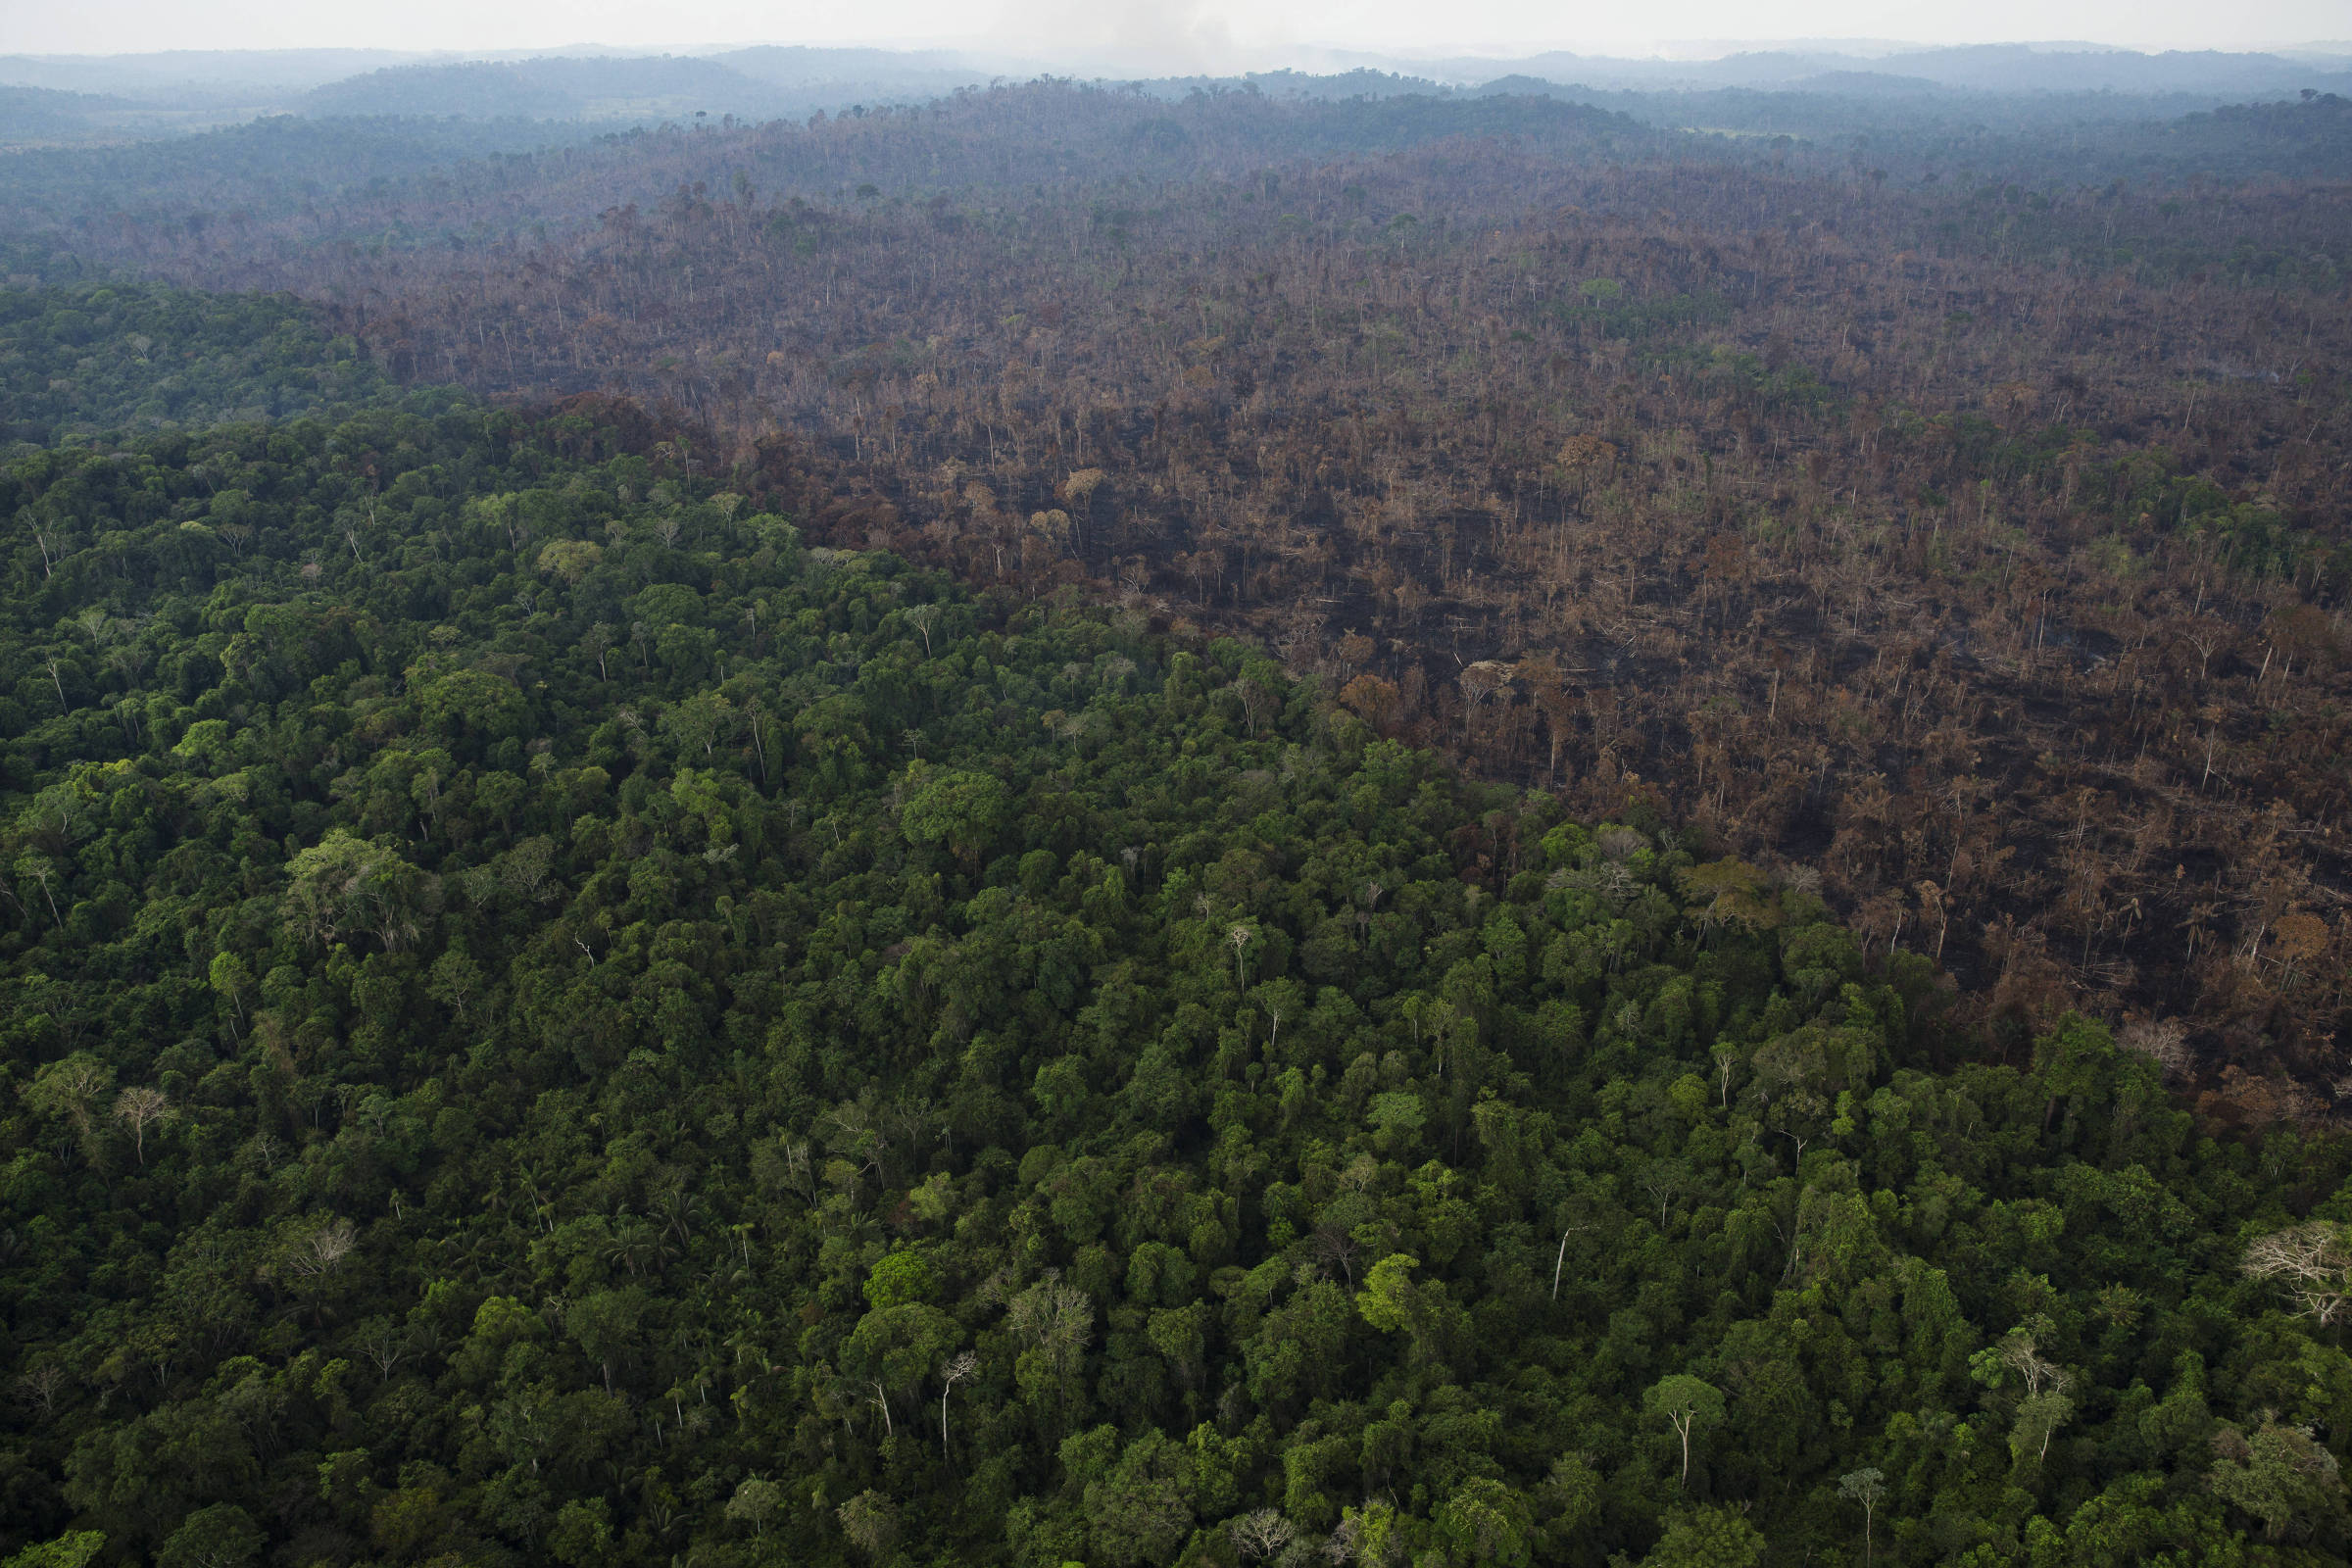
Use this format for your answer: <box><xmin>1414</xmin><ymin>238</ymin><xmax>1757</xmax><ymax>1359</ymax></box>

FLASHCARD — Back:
<box><xmin>6</xmin><ymin>0</ymin><xmax>2352</xmax><ymax>68</ymax></box>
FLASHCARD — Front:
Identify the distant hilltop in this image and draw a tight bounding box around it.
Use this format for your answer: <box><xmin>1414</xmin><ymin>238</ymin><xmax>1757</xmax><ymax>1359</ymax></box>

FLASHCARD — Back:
<box><xmin>0</xmin><ymin>40</ymin><xmax>2347</xmax><ymax>146</ymax></box>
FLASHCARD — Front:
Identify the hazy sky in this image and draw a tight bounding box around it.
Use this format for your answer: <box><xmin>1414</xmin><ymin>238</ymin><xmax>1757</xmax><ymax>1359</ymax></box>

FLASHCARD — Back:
<box><xmin>5</xmin><ymin>0</ymin><xmax>2345</xmax><ymax>63</ymax></box>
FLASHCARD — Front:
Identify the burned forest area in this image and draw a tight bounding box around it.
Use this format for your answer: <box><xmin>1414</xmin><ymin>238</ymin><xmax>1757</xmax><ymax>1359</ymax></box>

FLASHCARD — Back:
<box><xmin>31</xmin><ymin>84</ymin><xmax>2347</xmax><ymax>1116</ymax></box>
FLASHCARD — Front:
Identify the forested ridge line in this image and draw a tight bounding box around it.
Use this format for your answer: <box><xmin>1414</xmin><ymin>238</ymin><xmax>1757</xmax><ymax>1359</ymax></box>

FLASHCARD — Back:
<box><xmin>0</xmin><ymin>385</ymin><xmax>2349</xmax><ymax>1568</ymax></box>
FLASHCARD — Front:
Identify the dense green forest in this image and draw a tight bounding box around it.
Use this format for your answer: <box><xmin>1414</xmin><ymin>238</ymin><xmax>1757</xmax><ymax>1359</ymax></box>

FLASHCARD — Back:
<box><xmin>1</xmin><ymin>355</ymin><xmax>2349</xmax><ymax>1568</ymax></box>
<box><xmin>1</xmin><ymin>284</ymin><xmax>393</xmax><ymax>450</ymax></box>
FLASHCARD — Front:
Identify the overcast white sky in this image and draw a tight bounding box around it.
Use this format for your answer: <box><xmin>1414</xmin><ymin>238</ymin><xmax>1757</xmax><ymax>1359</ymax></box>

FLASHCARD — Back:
<box><xmin>4</xmin><ymin>0</ymin><xmax>2345</xmax><ymax>63</ymax></box>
